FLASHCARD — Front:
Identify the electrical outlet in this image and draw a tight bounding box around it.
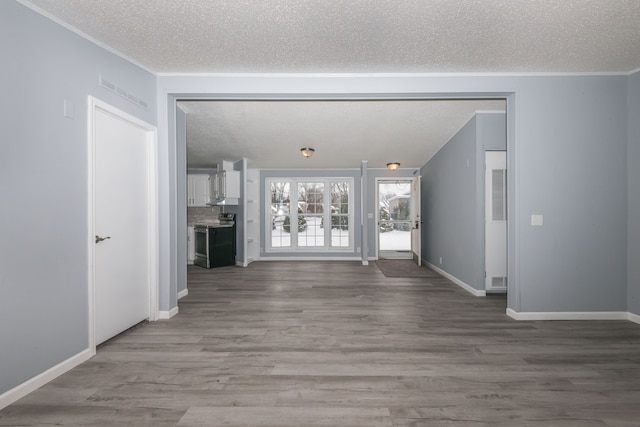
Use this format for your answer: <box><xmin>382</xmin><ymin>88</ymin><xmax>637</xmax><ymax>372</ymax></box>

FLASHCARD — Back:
<box><xmin>439</xmin><ymin>256</ymin><xmax>443</xmax><ymax>265</ymax></box>
<box><xmin>531</xmin><ymin>214</ymin><xmax>544</xmax><ymax>226</ymax></box>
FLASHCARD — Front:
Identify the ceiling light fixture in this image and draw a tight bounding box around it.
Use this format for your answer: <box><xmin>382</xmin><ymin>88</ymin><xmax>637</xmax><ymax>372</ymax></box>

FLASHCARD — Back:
<box><xmin>387</xmin><ymin>162</ymin><xmax>400</xmax><ymax>170</ymax></box>
<box><xmin>300</xmin><ymin>147</ymin><xmax>315</xmax><ymax>158</ymax></box>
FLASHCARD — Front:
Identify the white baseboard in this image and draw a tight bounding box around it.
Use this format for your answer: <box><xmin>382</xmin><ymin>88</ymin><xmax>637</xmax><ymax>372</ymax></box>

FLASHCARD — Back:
<box><xmin>0</xmin><ymin>348</ymin><xmax>92</xmax><ymax>410</ymax></box>
<box><xmin>629</xmin><ymin>312</ymin><xmax>640</xmax><ymax>324</ymax></box>
<box><xmin>259</xmin><ymin>256</ymin><xmax>362</xmax><ymax>261</ymax></box>
<box><xmin>506</xmin><ymin>308</ymin><xmax>634</xmax><ymax>322</ymax></box>
<box><xmin>158</xmin><ymin>306</ymin><xmax>179</xmax><ymax>319</ymax></box>
<box><xmin>426</xmin><ymin>262</ymin><xmax>486</xmax><ymax>297</ymax></box>
<box><xmin>177</xmin><ymin>289</ymin><xmax>188</xmax><ymax>300</ymax></box>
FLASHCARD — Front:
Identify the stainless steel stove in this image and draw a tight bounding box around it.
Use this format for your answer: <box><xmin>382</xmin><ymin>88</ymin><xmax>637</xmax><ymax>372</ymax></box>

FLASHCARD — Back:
<box><xmin>194</xmin><ymin>213</ymin><xmax>236</xmax><ymax>268</ymax></box>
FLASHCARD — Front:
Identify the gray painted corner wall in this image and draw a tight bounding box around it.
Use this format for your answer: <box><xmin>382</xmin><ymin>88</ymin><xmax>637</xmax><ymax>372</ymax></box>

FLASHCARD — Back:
<box><xmin>419</xmin><ymin>112</ymin><xmax>507</xmax><ymax>292</ymax></box>
<box><xmin>421</xmin><ymin>116</ymin><xmax>481</xmax><ymax>289</ymax></box>
<box><xmin>0</xmin><ymin>1</ymin><xmax>156</xmax><ymax>395</ymax></box>
<box><xmin>628</xmin><ymin>71</ymin><xmax>640</xmax><ymax>316</ymax></box>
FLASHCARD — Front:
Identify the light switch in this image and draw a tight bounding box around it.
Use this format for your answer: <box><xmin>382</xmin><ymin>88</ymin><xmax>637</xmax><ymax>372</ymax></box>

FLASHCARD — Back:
<box><xmin>531</xmin><ymin>214</ymin><xmax>544</xmax><ymax>226</ymax></box>
<box><xmin>63</xmin><ymin>99</ymin><xmax>75</xmax><ymax>119</ymax></box>
<box><xmin>368</xmin><ymin>213</ymin><xmax>373</xmax><ymax>219</ymax></box>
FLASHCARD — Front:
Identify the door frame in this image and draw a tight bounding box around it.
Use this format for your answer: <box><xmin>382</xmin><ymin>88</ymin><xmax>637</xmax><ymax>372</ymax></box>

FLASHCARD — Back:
<box><xmin>375</xmin><ymin>177</ymin><xmax>420</xmax><ymax>260</ymax></box>
<box><xmin>87</xmin><ymin>96</ymin><xmax>159</xmax><ymax>354</ymax></box>
<box><xmin>484</xmin><ymin>150</ymin><xmax>508</xmax><ymax>291</ymax></box>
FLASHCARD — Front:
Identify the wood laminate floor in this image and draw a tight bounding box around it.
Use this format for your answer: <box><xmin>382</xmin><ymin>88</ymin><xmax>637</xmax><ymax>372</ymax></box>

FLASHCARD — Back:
<box><xmin>2</xmin><ymin>261</ymin><xmax>640</xmax><ymax>426</ymax></box>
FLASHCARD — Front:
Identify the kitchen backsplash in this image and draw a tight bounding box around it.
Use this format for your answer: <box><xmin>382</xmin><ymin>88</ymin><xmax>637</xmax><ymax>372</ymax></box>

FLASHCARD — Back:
<box><xmin>187</xmin><ymin>206</ymin><xmax>222</xmax><ymax>225</ymax></box>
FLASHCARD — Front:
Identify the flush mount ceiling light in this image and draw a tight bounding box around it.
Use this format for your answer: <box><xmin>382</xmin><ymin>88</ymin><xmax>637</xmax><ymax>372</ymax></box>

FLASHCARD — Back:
<box><xmin>300</xmin><ymin>147</ymin><xmax>315</xmax><ymax>158</ymax></box>
<box><xmin>387</xmin><ymin>162</ymin><xmax>400</xmax><ymax>170</ymax></box>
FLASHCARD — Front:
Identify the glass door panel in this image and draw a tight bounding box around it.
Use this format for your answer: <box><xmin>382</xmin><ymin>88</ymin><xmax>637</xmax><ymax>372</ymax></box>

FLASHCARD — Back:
<box><xmin>378</xmin><ymin>180</ymin><xmax>412</xmax><ymax>258</ymax></box>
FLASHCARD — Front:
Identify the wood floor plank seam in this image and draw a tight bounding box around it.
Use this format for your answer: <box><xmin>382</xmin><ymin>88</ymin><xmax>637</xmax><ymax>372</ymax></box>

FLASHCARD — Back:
<box><xmin>1</xmin><ymin>261</ymin><xmax>639</xmax><ymax>426</ymax></box>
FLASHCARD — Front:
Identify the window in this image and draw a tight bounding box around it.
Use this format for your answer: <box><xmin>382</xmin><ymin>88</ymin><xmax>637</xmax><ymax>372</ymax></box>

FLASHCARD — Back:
<box><xmin>266</xmin><ymin>178</ymin><xmax>353</xmax><ymax>251</ymax></box>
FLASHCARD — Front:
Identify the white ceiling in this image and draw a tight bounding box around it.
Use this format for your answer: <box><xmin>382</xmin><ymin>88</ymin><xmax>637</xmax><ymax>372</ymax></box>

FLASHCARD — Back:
<box><xmin>21</xmin><ymin>0</ymin><xmax>640</xmax><ymax>169</ymax></box>
<box><xmin>23</xmin><ymin>0</ymin><xmax>640</xmax><ymax>74</ymax></box>
<box><xmin>179</xmin><ymin>99</ymin><xmax>506</xmax><ymax>169</ymax></box>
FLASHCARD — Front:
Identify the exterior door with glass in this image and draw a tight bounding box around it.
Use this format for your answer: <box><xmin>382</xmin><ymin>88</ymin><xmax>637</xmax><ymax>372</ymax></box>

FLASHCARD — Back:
<box><xmin>377</xmin><ymin>178</ymin><xmax>420</xmax><ymax>260</ymax></box>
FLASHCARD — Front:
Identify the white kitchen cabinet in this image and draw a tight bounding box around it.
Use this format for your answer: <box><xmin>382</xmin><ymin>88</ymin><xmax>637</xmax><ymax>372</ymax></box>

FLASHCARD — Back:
<box><xmin>187</xmin><ymin>226</ymin><xmax>195</xmax><ymax>264</ymax></box>
<box><xmin>187</xmin><ymin>174</ymin><xmax>211</xmax><ymax>207</ymax></box>
<box><xmin>210</xmin><ymin>170</ymin><xmax>240</xmax><ymax>204</ymax></box>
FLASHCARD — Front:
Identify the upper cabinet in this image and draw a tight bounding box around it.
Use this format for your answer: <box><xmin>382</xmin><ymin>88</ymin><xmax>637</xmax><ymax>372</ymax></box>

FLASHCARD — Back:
<box><xmin>187</xmin><ymin>174</ymin><xmax>211</xmax><ymax>207</ymax></box>
<box><xmin>210</xmin><ymin>170</ymin><xmax>240</xmax><ymax>205</ymax></box>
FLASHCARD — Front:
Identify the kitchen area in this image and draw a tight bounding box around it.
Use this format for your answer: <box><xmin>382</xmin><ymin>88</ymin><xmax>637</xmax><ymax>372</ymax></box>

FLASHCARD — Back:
<box><xmin>187</xmin><ymin>160</ymin><xmax>241</xmax><ymax>269</ymax></box>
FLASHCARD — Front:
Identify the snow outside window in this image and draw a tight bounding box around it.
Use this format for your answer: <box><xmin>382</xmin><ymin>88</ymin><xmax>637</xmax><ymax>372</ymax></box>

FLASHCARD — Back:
<box><xmin>266</xmin><ymin>178</ymin><xmax>353</xmax><ymax>252</ymax></box>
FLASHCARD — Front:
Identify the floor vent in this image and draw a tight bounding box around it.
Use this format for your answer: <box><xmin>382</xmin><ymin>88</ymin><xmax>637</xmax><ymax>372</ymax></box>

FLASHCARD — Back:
<box><xmin>99</xmin><ymin>76</ymin><xmax>148</xmax><ymax>110</ymax></box>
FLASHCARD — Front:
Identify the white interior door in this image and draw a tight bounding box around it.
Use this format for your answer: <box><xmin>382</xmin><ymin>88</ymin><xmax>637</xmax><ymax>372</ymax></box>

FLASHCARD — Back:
<box><xmin>410</xmin><ymin>177</ymin><xmax>421</xmax><ymax>265</ymax></box>
<box><xmin>485</xmin><ymin>151</ymin><xmax>507</xmax><ymax>291</ymax></box>
<box><xmin>92</xmin><ymin>100</ymin><xmax>156</xmax><ymax>345</ymax></box>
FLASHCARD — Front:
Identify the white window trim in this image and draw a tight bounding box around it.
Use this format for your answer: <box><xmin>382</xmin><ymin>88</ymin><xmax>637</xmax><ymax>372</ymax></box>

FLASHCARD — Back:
<box><xmin>265</xmin><ymin>177</ymin><xmax>354</xmax><ymax>253</ymax></box>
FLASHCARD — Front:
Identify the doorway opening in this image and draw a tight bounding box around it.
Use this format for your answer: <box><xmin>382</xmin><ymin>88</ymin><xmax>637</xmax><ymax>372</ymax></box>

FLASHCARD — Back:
<box><xmin>169</xmin><ymin>92</ymin><xmax>515</xmax><ymax>313</ymax></box>
<box><xmin>376</xmin><ymin>177</ymin><xmax>420</xmax><ymax>262</ymax></box>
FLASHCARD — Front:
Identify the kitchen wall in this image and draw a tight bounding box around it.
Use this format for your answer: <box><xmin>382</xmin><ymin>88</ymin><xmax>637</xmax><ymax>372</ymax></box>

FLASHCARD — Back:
<box><xmin>0</xmin><ymin>1</ymin><xmax>156</xmax><ymax>399</ymax></box>
<box><xmin>629</xmin><ymin>70</ymin><xmax>640</xmax><ymax>317</ymax></box>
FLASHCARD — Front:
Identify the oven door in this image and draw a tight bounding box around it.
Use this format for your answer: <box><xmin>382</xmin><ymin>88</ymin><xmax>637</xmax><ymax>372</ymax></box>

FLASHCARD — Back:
<box><xmin>194</xmin><ymin>227</ymin><xmax>210</xmax><ymax>268</ymax></box>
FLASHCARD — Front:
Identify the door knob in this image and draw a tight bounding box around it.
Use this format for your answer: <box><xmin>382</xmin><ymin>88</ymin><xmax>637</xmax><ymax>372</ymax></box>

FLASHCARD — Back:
<box><xmin>95</xmin><ymin>235</ymin><xmax>111</xmax><ymax>244</ymax></box>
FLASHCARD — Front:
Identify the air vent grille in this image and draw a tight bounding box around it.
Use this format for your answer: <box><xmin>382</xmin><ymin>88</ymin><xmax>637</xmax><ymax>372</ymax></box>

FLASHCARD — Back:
<box><xmin>491</xmin><ymin>276</ymin><xmax>507</xmax><ymax>288</ymax></box>
<box><xmin>99</xmin><ymin>76</ymin><xmax>148</xmax><ymax>110</ymax></box>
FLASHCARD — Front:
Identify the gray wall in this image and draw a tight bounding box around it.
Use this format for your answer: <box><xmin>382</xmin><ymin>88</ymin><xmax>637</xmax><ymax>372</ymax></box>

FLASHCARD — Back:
<box><xmin>159</xmin><ymin>74</ymin><xmax>629</xmax><ymax>316</ymax></box>
<box><xmin>629</xmin><ymin>71</ymin><xmax>640</xmax><ymax>316</ymax></box>
<box><xmin>0</xmin><ymin>2</ymin><xmax>156</xmax><ymax>395</ymax></box>
<box><xmin>420</xmin><ymin>112</ymin><xmax>507</xmax><ymax>291</ymax></box>
<box><xmin>422</xmin><ymin>116</ymin><xmax>480</xmax><ymax>287</ymax></box>
<box><xmin>515</xmin><ymin>76</ymin><xmax>627</xmax><ymax>312</ymax></box>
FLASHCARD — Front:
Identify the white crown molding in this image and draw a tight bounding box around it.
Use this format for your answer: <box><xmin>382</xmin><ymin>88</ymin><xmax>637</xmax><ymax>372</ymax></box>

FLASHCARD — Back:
<box><xmin>156</xmin><ymin>71</ymin><xmax>632</xmax><ymax>78</ymax></box>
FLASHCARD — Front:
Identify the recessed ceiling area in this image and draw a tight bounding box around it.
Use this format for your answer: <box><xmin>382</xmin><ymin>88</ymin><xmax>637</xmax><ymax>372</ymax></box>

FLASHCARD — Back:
<box><xmin>179</xmin><ymin>99</ymin><xmax>506</xmax><ymax>170</ymax></box>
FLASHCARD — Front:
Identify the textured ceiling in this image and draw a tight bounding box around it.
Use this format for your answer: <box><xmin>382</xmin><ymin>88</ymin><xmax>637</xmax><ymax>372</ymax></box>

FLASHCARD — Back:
<box><xmin>20</xmin><ymin>0</ymin><xmax>637</xmax><ymax>169</ymax></box>
<box><xmin>178</xmin><ymin>99</ymin><xmax>505</xmax><ymax>169</ymax></box>
<box><xmin>22</xmin><ymin>0</ymin><xmax>640</xmax><ymax>73</ymax></box>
